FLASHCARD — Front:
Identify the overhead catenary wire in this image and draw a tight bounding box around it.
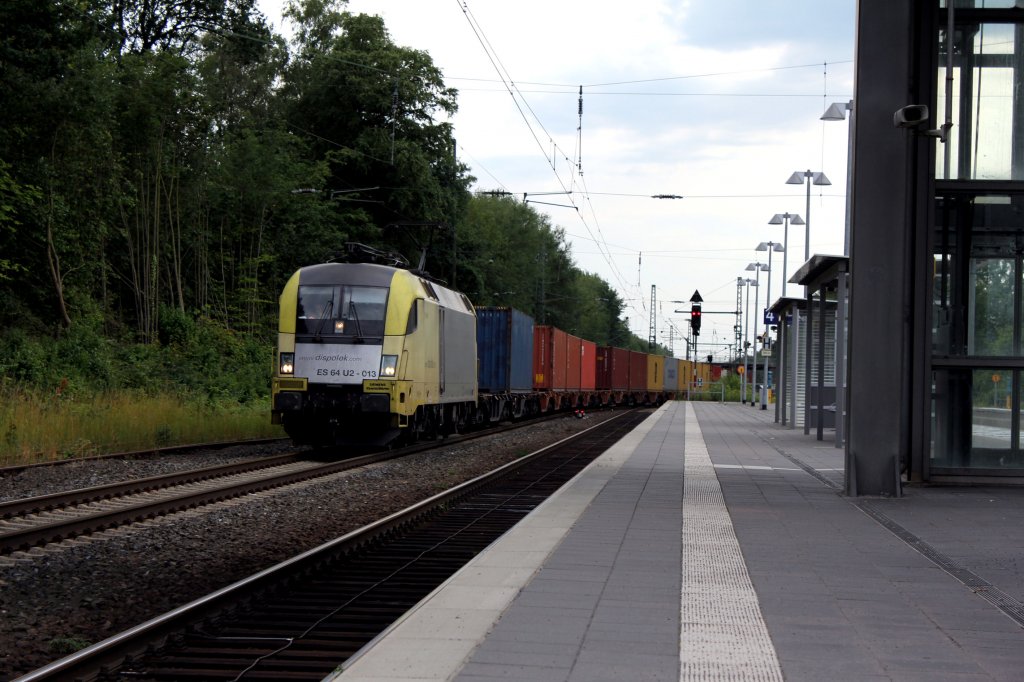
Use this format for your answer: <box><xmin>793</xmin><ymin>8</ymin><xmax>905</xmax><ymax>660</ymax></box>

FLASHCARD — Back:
<box><xmin>437</xmin><ymin>8</ymin><xmax>850</xmax><ymax>340</ymax></box>
<box><xmin>455</xmin><ymin>0</ymin><xmax>646</xmax><ymax>322</ymax></box>
<box><xmin>251</xmin><ymin>3</ymin><xmax>847</xmax><ymax>338</ymax></box>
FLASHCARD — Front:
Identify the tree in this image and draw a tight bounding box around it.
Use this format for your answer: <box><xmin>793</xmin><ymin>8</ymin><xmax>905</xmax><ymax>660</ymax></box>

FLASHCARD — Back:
<box><xmin>0</xmin><ymin>0</ymin><xmax>120</xmax><ymax>333</ymax></box>
<box><xmin>282</xmin><ymin>4</ymin><xmax>470</xmax><ymax>275</ymax></box>
<box><xmin>110</xmin><ymin>0</ymin><xmax>260</xmax><ymax>55</ymax></box>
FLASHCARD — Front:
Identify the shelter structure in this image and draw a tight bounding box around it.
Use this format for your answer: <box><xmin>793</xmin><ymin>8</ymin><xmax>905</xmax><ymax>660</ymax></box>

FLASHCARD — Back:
<box><xmin>791</xmin><ymin>255</ymin><xmax>849</xmax><ymax>447</ymax></box>
<box><xmin>769</xmin><ymin>290</ymin><xmax>841</xmax><ymax>447</ymax></box>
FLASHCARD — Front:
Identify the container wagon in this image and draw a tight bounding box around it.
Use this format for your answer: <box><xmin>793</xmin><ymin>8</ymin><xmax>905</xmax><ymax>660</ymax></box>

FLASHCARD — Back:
<box><xmin>678</xmin><ymin>359</ymin><xmax>694</xmax><ymax>398</ymax></box>
<box><xmin>664</xmin><ymin>357</ymin><xmax>679</xmax><ymax>396</ymax></box>
<box><xmin>597</xmin><ymin>346</ymin><xmax>630</xmax><ymax>405</ymax></box>
<box><xmin>580</xmin><ymin>339</ymin><xmax>597</xmax><ymax>406</ymax></box>
<box><xmin>534</xmin><ymin>325</ymin><xmax>570</xmax><ymax>410</ymax></box>
<box><xmin>475</xmin><ymin>306</ymin><xmax>535</xmax><ymax>421</ymax></box>
<box><xmin>628</xmin><ymin>350</ymin><xmax>648</xmax><ymax>400</ymax></box>
<box><xmin>565</xmin><ymin>334</ymin><xmax>582</xmax><ymax>392</ymax></box>
<box><xmin>646</xmin><ymin>354</ymin><xmax>666</xmax><ymax>404</ymax></box>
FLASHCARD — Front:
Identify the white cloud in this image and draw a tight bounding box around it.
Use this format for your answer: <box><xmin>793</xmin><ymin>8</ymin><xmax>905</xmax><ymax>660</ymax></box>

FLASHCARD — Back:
<box><xmin>259</xmin><ymin>0</ymin><xmax>855</xmax><ymax>350</ymax></box>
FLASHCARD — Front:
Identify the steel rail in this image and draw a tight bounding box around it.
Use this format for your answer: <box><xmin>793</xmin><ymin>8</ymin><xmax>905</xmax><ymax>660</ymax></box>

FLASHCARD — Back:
<box><xmin>0</xmin><ymin>437</ymin><xmax>292</xmax><ymax>476</ymax></box>
<box><xmin>0</xmin><ymin>412</ymin><xmax>574</xmax><ymax>554</ymax></box>
<box><xmin>14</xmin><ymin>409</ymin><xmax>644</xmax><ymax>682</ymax></box>
<box><xmin>0</xmin><ymin>453</ymin><xmax>303</xmax><ymax>519</ymax></box>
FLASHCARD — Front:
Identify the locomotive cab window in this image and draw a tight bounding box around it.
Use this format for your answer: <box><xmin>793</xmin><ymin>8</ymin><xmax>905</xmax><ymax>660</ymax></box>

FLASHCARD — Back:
<box><xmin>297</xmin><ymin>286</ymin><xmax>334</xmax><ymax>321</ymax></box>
<box><xmin>297</xmin><ymin>285</ymin><xmax>388</xmax><ymax>338</ymax></box>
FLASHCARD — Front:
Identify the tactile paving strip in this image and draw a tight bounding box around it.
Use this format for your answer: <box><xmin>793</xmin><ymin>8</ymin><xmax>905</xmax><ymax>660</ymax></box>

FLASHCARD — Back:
<box><xmin>680</xmin><ymin>403</ymin><xmax>784</xmax><ymax>681</ymax></box>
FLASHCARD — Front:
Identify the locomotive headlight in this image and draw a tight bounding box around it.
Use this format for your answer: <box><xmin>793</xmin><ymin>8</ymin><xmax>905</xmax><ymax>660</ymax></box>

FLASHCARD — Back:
<box><xmin>380</xmin><ymin>355</ymin><xmax>398</xmax><ymax>378</ymax></box>
<box><xmin>279</xmin><ymin>352</ymin><xmax>295</xmax><ymax>375</ymax></box>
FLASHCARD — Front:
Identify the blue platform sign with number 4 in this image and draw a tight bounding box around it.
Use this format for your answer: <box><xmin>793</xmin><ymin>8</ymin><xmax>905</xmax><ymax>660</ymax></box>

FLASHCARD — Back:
<box><xmin>764</xmin><ymin>309</ymin><xmax>778</xmax><ymax>325</ymax></box>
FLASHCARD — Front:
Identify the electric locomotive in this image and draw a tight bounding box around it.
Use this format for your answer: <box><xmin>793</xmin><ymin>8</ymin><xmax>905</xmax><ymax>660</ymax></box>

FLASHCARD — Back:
<box><xmin>272</xmin><ymin>245</ymin><xmax>477</xmax><ymax>447</ymax></box>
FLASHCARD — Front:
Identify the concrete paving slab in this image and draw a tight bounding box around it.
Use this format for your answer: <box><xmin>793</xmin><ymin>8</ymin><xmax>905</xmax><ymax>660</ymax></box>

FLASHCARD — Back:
<box><xmin>693</xmin><ymin>402</ymin><xmax>1024</xmax><ymax>682</ymax></box>
<box><xmin>334</xmin><ymin>400</ymin><xmax>1024</xmax><ymax>682</ymax></box>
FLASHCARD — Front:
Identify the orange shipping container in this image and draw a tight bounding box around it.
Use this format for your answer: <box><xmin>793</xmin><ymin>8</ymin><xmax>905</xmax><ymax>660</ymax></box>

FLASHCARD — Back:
<box><xmin>628</xmin><ymin>351</ymin><xmax>647</xmax><ymax>391</ymax></box>
<box><xmin>597</xmin><ymin>346</ymin><xmax>630</xmax><ymax>391</ymax></box>
<box><xmin>566</xmin><ymin>334</ymin><xmax>582</xmax><ymax>391</ymax></box>
<box><xmin>533</xmin><ymin>325</ymin><xmax>568</xmax><ymax>390</ymax></box>
<box><xmin>580</xmin><ymin>339</ymin><xmax>597</xmax><ymax>391</ymax></box>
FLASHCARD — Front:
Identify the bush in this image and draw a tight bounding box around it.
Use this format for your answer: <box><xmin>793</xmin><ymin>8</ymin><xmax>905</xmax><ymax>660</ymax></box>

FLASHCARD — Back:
<box><xmin>0</xmin><ymin>328</ymin><xmax>48</xmax><ymax>385</ymax></box>
<box><xmin>158</xmin><ymin>304</ymin><xmax>196</xmax><ymax>347</ymax></box>
<box><xmin>0</xmin><ymin>312</ymin><xmax>273</xmax><ymax>405</ymax></box>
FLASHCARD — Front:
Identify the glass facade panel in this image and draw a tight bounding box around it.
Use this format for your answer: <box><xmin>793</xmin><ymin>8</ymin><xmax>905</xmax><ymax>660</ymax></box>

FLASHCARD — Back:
<box><xmin>932</xmin><ymin>368</ymin><xmax>1021</xmax><ymax>470</ymax></box>
<box><xmin>972</xmin><ymin>368</ymin><xmax>1012</xmax><ymax>451</ymax></box>
<box><xmin>936</xmin><ymin>22</ymin><xmax>1024</xmax><ymax>180</ymax></box>
<box><xmin>931</xmin><ymin>192</ymin><xmax>1023</xmax><ymax>471</ymax></box>
<box><xmin>968</xmin><ymin>258</ymin><xmax>1015</xmax><ymax>355</ymax></box>
<box><xmin>923</xmin><ymin>3</ymin><xmax>1024</xmax><ymax>479</ymax></box>
<box><xmin>933</xmin><ymin>194</ymin><xmax>1024</xmax><ymax>358</ymax></box>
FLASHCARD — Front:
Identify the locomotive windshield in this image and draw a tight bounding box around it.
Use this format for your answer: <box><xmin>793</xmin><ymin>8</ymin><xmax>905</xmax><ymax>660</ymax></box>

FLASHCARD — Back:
<box><xmin>297</xmin><ymin>285</ymin><xmax>388</xmax><ymax>338</ymax></box>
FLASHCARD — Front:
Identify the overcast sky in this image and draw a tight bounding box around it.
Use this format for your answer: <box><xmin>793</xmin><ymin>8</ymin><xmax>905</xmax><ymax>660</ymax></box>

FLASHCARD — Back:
<box><xmin>258</xmin><ymin>0</ymin><xmax>857</xmax><ymax>358</ymax></box>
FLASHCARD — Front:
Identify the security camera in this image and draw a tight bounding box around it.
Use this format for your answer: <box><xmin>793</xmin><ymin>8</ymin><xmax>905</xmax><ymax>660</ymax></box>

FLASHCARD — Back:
<box><xmin>893</xmin><ymin>104</ymin><xmax>930</xmax><ymax>128</ymax></box>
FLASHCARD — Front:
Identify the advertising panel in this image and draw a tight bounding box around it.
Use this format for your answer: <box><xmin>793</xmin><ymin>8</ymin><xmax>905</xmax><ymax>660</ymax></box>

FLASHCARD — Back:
<box><xmin>294</xmin><ymin>343</ymin><xmax>383</xmax><ymax>384</ymax></box>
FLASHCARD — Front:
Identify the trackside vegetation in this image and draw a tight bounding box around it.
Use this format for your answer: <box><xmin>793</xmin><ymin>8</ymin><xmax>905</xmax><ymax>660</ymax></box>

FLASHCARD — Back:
<box><xmin>0</xmin><ymin>0</ymin><xmax>671</xmax><ymax>464</ymax></box>
<box><xmin>0</xmin><ymin>316</ymin><xmax>280</xmax><ymax>465</ymax></box>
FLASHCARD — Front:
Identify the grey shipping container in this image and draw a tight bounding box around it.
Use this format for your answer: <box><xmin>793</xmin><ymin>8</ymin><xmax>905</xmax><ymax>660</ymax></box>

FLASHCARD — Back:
<box><xmin>476</xmin><ymin>307</ymin><xmax>535</xmax><ymax>393</ymax></box>
<box><xmin>664</xmin><ymin>357</ymin><xmax>679</xmax><ymax>391</ymax></box>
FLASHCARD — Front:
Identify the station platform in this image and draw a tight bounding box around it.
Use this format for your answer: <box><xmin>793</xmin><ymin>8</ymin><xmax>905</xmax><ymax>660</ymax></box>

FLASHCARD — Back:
<box><xmin>334</xmin><ymin>401</ymin><xmax>1024</xmax><ymax>681</ymax></box>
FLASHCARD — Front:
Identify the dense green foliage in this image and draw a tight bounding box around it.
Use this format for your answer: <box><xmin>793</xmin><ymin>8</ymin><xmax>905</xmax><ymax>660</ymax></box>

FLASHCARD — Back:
<box><xmin>0</xmin><ymin>313</ymin><xmax>270</xmax><ymax>404</ymax></box>
<box><xmin>0</xmin><ymin>0</ymin><xmax>665</xmax><ymax>399</ymax></box>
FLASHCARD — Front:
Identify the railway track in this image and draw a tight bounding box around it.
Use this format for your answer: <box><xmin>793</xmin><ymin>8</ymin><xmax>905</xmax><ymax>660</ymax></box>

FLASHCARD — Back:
<box><xmin>0</xmin><ymin>452</ymin><xmax>319</xmax><ymax>554</ymax></box>
<box><xmin>17</xmin><ymin>408</ymin><xmax>650</xmax><ymax>682</ymax></box>
<box><xmin>0</xmin><ymin>413</ymin><xmax>577</xmax><ymax>556</ymax></box>
<box><xmin>0</xmin><ymin>438</ymin><xmax>292</xmax><ymax>477</ymax></box>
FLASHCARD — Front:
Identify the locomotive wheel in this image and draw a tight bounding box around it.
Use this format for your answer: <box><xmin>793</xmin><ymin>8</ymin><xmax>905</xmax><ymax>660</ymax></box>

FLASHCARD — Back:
<box><xmin>418</xmin><ymin>407</ymin><xmax>438</xmax><ymax>440</ymax></box>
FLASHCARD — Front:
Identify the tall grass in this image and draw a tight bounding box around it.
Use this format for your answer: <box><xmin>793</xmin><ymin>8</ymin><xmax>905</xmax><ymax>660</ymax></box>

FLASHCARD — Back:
<box><xmin>0</xmin><ymin>388</ymin><xmax>283</xmax><ymax>466</ymax></box>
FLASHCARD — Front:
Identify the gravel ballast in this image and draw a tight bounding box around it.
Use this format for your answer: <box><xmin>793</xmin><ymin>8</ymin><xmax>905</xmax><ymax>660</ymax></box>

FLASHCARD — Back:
<box><xmin>0</xmin><ymin>413</ymin><xmax>624</xmax><ymax>680</ymax></box>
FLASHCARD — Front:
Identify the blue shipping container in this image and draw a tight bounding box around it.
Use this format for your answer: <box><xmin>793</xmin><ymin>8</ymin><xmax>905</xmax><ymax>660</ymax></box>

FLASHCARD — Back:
<box><xmin>476</xmin><ymin>307</ymin><xmax>535</xmax><ymax>393</ymax></box>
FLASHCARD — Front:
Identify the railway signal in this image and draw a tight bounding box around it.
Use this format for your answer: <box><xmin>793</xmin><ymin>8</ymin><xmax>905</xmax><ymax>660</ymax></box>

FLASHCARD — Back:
<box><xmin>690</xmin><ymin>304</ymin><xmax>702</xmax><ymax>336</ymax></box>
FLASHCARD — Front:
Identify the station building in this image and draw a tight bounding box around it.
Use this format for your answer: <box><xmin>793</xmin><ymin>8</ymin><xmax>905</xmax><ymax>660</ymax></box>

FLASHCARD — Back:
<box><xmin>849</xmin><ymin>1</ymin><xmax>1024</xmax><ymax>494</ymax></box>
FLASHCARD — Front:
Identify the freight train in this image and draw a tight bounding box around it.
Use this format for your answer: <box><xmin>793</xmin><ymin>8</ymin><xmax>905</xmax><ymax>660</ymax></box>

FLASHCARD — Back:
<box><xmin>271</xmin><ymin>247</ymin><xmax>711</xmax><ymax>447</ymax></box>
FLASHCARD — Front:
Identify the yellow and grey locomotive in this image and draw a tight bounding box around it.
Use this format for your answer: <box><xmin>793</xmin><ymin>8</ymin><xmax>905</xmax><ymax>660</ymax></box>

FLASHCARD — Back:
<box><xmin>272</xmin><ymin>248</ymin><xmax>477</xmax><ymax>447</ymax></box>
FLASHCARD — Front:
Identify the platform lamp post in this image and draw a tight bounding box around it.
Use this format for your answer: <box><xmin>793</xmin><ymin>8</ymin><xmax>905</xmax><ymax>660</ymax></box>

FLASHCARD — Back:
<box><xmin>736</xmin><ymin>277</ymin><xmax>746</xmax><ymax>402</ymax></box>
<box><xmin>822</xmin><ymin>100</ymin><xmax>854</xmax><ymax>256</ymax></box>
<box><xmin>741</xmin><ymin>277</ymin><xmax>757</xmax><ymax>403</ymax></box>
<box><xmin>785</xmin><ymin>170</ymin><xmax>831</xmax><ymax>265</ymax></box>
<box><xmin>767</xmin><ymin>212</ymin><xmax>803</xmax><ymax>298</ymax></box>
<box><xmin>822</xmin><ymin>100</ymin><xmax>854</xmax><ymax>448</ymax></box>
<box><xmin>756</xmin><ymin>242</ymin><xmax>784</xmax><ymax>410</ymax></box>
<box><xmin>745</xmin><ymin>262</ymin><xmax>769</xmax><ymax>406</ymax></box>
